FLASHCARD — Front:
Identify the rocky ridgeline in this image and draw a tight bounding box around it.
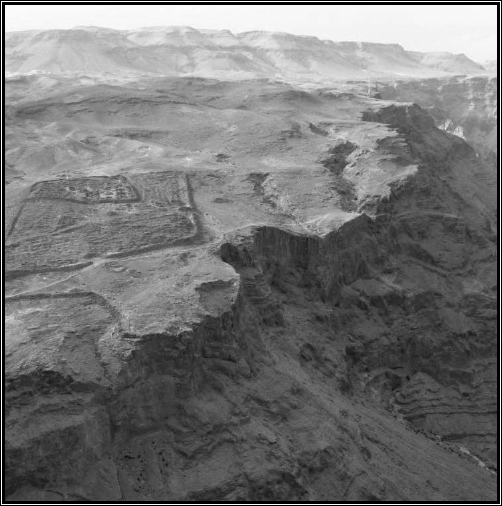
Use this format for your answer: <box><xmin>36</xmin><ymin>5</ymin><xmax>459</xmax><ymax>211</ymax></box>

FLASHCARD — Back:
<box><xmin>377</xmin><ymin>75</ymin><xmax>498</xmax><ymax>170</ymax></box>
<box><xmin>5</xmin><ymin>216</ymin><xmax>497</xmax><ymax>499</ymax></box>
<box><xmin>5</xmin><ymin>26</ymin><xmax>490</xmax><ymax>79</ymax></box>
<box><xmin>4</xmin><ymin>82</ymin><xmax>497</xmax><ymax>500</ymax></box>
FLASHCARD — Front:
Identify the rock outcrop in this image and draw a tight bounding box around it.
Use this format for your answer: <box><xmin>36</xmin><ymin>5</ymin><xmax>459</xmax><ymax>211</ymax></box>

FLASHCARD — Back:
<box><xmin>4</xmin><ymin>64</ymin><xmax>497</xmax><ymax>501</ymax></box>
<box><xmin>376</xmin><ymin>75</ymin><xmax>498</xmax><ymax>170</ymax></box>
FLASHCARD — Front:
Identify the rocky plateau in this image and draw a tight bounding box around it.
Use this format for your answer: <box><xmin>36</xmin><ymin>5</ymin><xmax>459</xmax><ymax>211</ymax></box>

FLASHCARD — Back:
<box><xmin>3</xmin><ymin>26</ymin><xmax>499</xmax><ymax>502</ymax></box>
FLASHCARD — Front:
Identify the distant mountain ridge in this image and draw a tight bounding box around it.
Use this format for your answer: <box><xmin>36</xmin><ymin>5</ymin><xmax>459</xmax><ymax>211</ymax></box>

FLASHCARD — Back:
<box><xmin>5</xmin><ymin>26</ymin><xmax>490</xmax><ymax>81</ymax></box>
<box><xmin>482</xmin><ymin>60</ymin><xmax>498</xmax><ymax>73</ymax></box>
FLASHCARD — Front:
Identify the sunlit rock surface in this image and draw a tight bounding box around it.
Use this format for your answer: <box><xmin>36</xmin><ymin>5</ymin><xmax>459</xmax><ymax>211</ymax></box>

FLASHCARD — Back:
<box><xmin>4</xmin><ymin>28</ymin><xmax>498</xmax><ymax>501</ymax></box>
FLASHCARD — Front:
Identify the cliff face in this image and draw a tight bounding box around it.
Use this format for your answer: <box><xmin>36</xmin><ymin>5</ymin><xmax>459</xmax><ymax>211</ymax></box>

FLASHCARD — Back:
<box><xmin>376</xmin><ymin>76</ymin><xmax>498</xmax><ymax>170</ymax></box>
<box><xmin>4</xmin><ymin>74</ymin><xmax>497</xmax><ymax>501</ymax></box>
<box><xmin>5</xmin><ymin>224</ymin><xmax>497</xmax><ymax>500</ymax></box>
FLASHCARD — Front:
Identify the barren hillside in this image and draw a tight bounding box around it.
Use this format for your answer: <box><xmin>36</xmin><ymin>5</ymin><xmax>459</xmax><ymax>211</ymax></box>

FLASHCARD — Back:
<box><xmin>5</xmin><ymin>26</ymin><xmax>490</xmax><ymax>81</ymax></box>
<box><xmin>4</xmin><ymin>27</ymin><xmax>498</xmax><ymax>502</ymax></box>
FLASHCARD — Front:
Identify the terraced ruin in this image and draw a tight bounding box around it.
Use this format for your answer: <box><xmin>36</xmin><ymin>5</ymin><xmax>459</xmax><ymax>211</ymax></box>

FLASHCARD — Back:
<box><xmin>5</xmin><ymin>172</ymin><xmax>199</xmax><ymax>278</ymax></box>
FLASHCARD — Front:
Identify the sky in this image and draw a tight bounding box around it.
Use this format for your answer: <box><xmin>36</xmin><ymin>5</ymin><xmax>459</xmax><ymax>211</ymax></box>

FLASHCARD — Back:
<box><xmin>4</xmin><ymin>3</ymin><xmax>498</xmax><ymax>62</ymax></box>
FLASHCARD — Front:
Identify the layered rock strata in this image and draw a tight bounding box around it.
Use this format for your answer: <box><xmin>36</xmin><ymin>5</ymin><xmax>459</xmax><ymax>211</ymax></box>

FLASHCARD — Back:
<box><xmin>4</xmin><ymin>82</ymin><xmax>497</xmax><ymax>501</ymax></box>
<box><xmin>376</xmin><ymin>76</ymin><xmax>498</xmax><ymax>170</ymax></box>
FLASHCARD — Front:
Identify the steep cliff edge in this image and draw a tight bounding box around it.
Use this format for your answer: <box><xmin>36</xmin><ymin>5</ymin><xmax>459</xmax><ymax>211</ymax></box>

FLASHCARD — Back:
<box><xmin>5</xmin><ymin>218</ymin><xmax>497</xmax><ymax>501</ymax></box>
<box><xmin>4</xmin><ymin>80</ymin><xmax>497</xmax><ymax>501</ymax></box>
<box><xmin>376</xmin><ymin>76</ymin><xmax>498</xmax><ymax>170</ymax></box>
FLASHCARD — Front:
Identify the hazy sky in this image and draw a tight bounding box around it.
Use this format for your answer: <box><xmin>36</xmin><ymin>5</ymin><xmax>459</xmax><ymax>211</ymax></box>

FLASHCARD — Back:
<box><xmin>4</xmin><ymin>4</ymin><xmax>498</xmax><ymax>62</ymax></box>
